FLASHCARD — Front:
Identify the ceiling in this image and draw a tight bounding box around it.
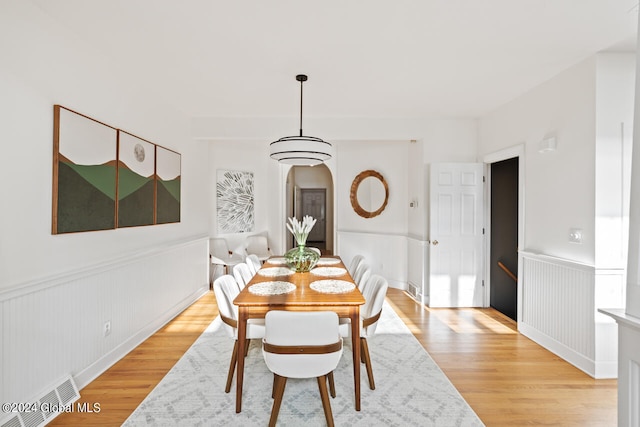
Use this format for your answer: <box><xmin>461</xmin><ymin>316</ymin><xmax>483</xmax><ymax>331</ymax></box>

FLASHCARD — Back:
<box><xmin>32</xmin><ymin>0</ymin><xmax>639</xmax><ymax>119</ymax></box>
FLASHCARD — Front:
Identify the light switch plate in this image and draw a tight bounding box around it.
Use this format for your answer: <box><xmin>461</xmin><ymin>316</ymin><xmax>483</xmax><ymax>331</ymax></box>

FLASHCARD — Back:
<box><xmin>569</xmin><ymin>228</ymin><xmax>583</xmax><ymax>244</ymax></box>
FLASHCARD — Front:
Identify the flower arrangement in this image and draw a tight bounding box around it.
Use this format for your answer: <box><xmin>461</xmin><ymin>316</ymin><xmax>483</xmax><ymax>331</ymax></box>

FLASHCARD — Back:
<box><xmin>284</xmin><ymin>215</ymin><xmax>320</xmax><ymax>272</ymax></box>
<box><xmin>286</xmin><ymin>215</ymin><xmax>317</xmax><ymax>246</ymax></box>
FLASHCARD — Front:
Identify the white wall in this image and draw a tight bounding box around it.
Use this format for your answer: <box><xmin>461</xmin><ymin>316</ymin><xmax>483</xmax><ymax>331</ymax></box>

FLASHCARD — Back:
<box><xmin>208</xmin><ymin>139</ymin><xmax>288</xmax><ymax>256</ymax></box>
<box><xmin>0</xmin><ymin>1</ymin><xmax>210</xmax><ymax>287</ymax></box>
<box><xmin>336</xmin><ymin>140</ymin><xmax>409</xmax><ymax>235</ymax></box>
<box><xmin>479</xmin><ymin>57</ymin><xmax>598</xmax><ymax>264</ymax></box>
<box><xmin>479</xmin><ymin>53</ymin><xmax>635</xmax><ymax>378</ymax></box>
<box><xmin>0</xmin><ymin>0</ymin><xmax>210</xmax><ymax>404</ymax></box>
<box><xmin>199</xmin><ymin>116</ymin><xmax>477</xmax><ymax>292</ymax></box>
<box><xmin>478</xmin><ymin>52</ymin><xmax>635</xmax><ymax>270</ymax></box>
<box><xmin>595</xmin><ymin>54</ymin><xmax>635</xmax><ymax>269</ymax></box>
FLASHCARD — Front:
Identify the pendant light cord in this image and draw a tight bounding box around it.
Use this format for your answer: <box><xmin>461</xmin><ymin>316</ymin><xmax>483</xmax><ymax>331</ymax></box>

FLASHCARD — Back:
<box><xmin>299</xmin><ymin>78</ymin><xmax>304</xmax><ymax>137</ymax></box>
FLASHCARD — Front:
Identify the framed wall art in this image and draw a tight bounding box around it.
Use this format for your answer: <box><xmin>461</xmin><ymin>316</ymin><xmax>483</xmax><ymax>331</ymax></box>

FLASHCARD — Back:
<box><xmin>216</xmin><ymin>169</ymin><xmax>254</xmax><ymax>233</ymax></box>
<box><xmin>52</xmin><ymin>105</ymin><xmax>182</xmax><ymax>234</ymax></box>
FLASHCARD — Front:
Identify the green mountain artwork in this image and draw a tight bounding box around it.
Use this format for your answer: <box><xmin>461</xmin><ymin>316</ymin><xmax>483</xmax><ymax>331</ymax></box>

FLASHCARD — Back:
<box><xmin>56</xmin><ymin>160</ymin><xmax>116</xmax><ymax>233</ymax></box>
<box><xmin>117</xmin><ymin>163</ymin><xmax>154</xmax><ymax>227</ymax></box>
<box><xmin>157</xmin><ymin>177</ymin><xmax>181</xmax><ymax>224</ymax></box>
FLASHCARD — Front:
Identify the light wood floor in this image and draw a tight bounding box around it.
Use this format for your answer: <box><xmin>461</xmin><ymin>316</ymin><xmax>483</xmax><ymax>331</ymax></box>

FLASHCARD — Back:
<box><xmin>50</xmin><ymin>288</ymin><xmax>617</xmax><ymax>426</ymax></box>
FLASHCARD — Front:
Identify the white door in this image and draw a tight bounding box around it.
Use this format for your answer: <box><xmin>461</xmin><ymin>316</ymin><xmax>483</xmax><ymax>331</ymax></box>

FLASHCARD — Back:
<box><xmin>429</xmin><ymin>163</ymin><xmax>484</xmax><ymax>307</ymax></box>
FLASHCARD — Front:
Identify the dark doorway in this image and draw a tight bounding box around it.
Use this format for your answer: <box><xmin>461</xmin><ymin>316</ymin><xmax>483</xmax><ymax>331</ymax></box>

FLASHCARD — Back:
<box><xmin>490</xmin><ymin>157</ymin><xmax>519</xmax><ymax>321</ymax></box>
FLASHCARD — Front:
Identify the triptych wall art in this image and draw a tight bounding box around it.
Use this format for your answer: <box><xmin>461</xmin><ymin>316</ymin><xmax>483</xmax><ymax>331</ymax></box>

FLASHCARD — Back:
<box><xmin>52</xmin><ymin>105</ymin><xmax>181</xmax><ymax>234</ymax></box>
<box><xmin>216</xmin><ymin>169</ymin><xmax>255</xmax><ymax>233</ymax></box>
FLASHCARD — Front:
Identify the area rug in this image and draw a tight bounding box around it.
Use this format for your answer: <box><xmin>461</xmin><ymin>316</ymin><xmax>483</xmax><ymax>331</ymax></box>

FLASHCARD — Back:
<box><xmin>123</xmin><ymin>302</ymin><xmax>484</xmax><ymax>426</ymax></box>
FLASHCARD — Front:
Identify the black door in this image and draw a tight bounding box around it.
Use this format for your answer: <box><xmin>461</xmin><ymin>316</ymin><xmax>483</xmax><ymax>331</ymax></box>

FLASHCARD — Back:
<box><xmin>490</xmin><ymin>157</ymin><xmax>519</xmax><ymax>320</ymax></box>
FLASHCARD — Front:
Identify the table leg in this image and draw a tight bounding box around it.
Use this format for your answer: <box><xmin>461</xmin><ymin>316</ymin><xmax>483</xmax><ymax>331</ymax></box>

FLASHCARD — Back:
<box><xmin>350</xmin><ymin>307</ymin><xmax>361</xmax><ymax>411</ymax></box>
<box><xmin>236</xmin><ymin>309</ymin><xmax>247</xmax><ymax>413</ymax></box>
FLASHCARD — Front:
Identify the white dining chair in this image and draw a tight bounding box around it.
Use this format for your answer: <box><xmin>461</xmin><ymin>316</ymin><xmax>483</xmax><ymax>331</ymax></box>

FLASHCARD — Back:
<box><xmin>213</xmin><ymin>275</ymin><xmax>265</xmax><ymax>393</ymax></box>
<box><xmin>233</xmin><ymin>263</ymin><xmax>254</xmax><ymax>290</ymax></box>
<box><xmin>210</xmin><ymin>238</ymin><xmax>244</xmax><ymax>283</ymax></box>
<box><xmin>308</xmin><ymin>247</ymin><xmax>322</xmax><ymax>256</ymax></box>
<box><xmin>245</xmin><ymin>254</ymin><xmax>262</xmax><ymax>274</ymax></box>
<box><xmin>244</xmin><ymin>235</ymin><xmax>273</xmax><ymax>261</ymax></box>
<box><xmin>352</xmin><ymin>261</ymin><xmax>371</xmax><ymax>291</ymax></box>
<box><xmin>263</xmin><ymin>311</ymin><xmax>343</xmax><ymax>427</ymax></box>
<box><xmin>339</xmin><ymin>274</ymin><xmax>388</xmax><ymax>390</ymax></box>
<box><xmin>348</xmin><ymin>254</ymin><xmax>365</xmax><ymax>276</ymax></box>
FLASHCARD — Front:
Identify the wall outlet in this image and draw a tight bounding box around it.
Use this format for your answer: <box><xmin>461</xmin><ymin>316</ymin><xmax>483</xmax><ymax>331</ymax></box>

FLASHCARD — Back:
<box><xmin>569</xmin><ymin>228</ymin><xmax>583</xmax><ymax>244</ymax></box>
<box><xmin>103</xmin><ymin>320</ymin><xmax>111</xmax><ymax>337</ymax></box>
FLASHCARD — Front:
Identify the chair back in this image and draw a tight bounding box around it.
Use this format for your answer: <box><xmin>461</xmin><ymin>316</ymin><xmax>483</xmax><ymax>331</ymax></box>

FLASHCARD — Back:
<box><xmin>210</xmin><ymin>238</ymin><xmax>230</xmax><ymax>259</ymax></box>
<box><xmin>245</xmin><ymin>254</ymin><xmax>262</xmax><ymax>274</ymax></box>
<box><xmin>233</xmin><ymin>263</ymin><xmax>254</xmax><ymax>290</ymax></box>
<box><xmin>263</xmin><ymin>311</ymin><xmax>343</xmax><ymax>379</ymax></box>
<box><xmin>348</xmin><ymin>254</ymin><xmax>365</xmax><ymax>275</ymax></box>
<box><xmin>360</xmin><ymin>274</ymin><xmax>388</xmax><ymax>336</ymax></box>
<box><xmin>245</xmin><ymin>235</ymin><xmax>272</xmax><ymax>259</ymax></box>
<box><xmin>213</xmin><ymin>275</ymin><xmax>240</xmax><ymax>339</ymax></box>
<box><xmin>353</xmin><ymin>262</ymin><xmax>371</xmax><ymax>291</ymax></box>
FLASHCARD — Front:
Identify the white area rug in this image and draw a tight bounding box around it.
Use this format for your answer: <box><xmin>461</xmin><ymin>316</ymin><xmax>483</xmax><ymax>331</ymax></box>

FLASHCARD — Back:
<box><xmin>123</xmin><ymin>302</ymin><xmax>484</xmax><ymax>426</ymax></box>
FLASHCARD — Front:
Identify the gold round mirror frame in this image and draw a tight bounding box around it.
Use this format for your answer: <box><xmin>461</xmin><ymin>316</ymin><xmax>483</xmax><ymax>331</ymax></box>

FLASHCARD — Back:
<box><xmin>350</xmin><ymin>169</ymin><xmax>389</xmax><ymax>218</ymax></box>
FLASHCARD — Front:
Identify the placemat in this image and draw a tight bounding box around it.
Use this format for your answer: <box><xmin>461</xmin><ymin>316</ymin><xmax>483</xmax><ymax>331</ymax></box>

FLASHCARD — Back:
<box><xmin>316</xmin><ymin>257</ymin><xmax>341</xmax><ymax>265</ymax></box>
<box><xmin>310</xmin><ymin>267</ymin><xmax>347</xmax><ymax>277</ymax></box>
<box><xmin>248</xmin><ymin>281</ymin><xmax>296</xmax><ymax>295</ymax></box>
<box><xmin>310</xmin><ymin>279</ymin><xmax>356</xmax><ymax>294</ymax></box>
<box><xmin>257</xmin><ymin>267</ymin><xmax>294</xmax><ymax>277</ymax></box>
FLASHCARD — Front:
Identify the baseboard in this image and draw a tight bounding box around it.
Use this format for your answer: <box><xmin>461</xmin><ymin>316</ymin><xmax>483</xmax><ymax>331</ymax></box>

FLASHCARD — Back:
<box><xmin>73</xmin><ymin>286</ymin><xmax>209</xmax><ymax>389</ymax></box>
<box><xmin>519</xmin><ymin>322</ymin><xmax>616</xmax><ymax>379</ymax></box>
<box><xmin>388</xmin><ymin>279</ymin><xmax>408</xmax><ymax>290</ymax></box>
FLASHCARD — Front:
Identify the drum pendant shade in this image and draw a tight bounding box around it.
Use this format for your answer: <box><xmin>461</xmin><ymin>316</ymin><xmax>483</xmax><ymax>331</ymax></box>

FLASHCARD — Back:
<box><xmin>269</xmin><ymin>74</ymin><xmax>333</xmax><ymax>166</ymax></box>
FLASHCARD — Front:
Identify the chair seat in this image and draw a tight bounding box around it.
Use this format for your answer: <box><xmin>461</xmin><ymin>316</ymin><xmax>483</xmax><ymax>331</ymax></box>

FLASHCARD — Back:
<box><xmin>211</xmin><ymin>254</ymin><xmax>243</xmax><ymax>267</ymax></box>
<box><xmin>233</xmin><ymin>319</ymin><xmax>265</xmax><ymax>340</ymax></box>
<box><xmin>338</xmin><ymin>318</ymin><xmax>373</xmax><ymax>338</ymax></box>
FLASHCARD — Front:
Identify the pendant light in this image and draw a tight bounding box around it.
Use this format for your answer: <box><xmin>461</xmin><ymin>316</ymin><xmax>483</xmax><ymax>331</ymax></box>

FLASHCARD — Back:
<box><xmin>269</xmin><ymin>74</ymin><xmax>333</xmax><ymax>166</ymax></box>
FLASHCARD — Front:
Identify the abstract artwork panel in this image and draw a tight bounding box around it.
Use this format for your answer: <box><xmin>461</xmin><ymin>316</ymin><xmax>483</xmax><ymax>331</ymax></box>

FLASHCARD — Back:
<box><xmin>216</xmin><ymin>170</ymin><xmax>254</xmax><ymax>233</ymax></box>
<box><xmin>156</xmin><ymin>146</ymin><xmax>181</xmax><ymax>224</ymax></box>
<box><xmin>53</xmin><ymin>105</ymin><xmax>118</xmax><ymax>234</ymax></box>
<box><xmin>117</xmin><ymin>131</ymin><xmax>155</xmax><ymax>227</ymax></box>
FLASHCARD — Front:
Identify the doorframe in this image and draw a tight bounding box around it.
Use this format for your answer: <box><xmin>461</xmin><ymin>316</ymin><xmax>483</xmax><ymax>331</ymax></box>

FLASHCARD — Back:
<box><xmin>279</xmin><ymin>163</ymin><xmax>336</xmax><ymax>255</ymax></box>
<box><xmin>483</xmin><ymin>144</ymin><xmax>525</xmax><ymax>322</ymax></box>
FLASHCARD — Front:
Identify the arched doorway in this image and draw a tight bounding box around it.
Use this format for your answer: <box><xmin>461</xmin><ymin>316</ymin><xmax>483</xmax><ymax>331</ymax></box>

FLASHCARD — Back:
<box><xmin>285</xmin><ymin>164</ymin><xmax>334</xmax><ymax>255</ymax></box>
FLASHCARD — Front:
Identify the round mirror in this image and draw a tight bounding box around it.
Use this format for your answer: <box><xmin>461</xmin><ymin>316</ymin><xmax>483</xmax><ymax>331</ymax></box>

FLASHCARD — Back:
<box><xmin>350</xmin><ymin>170</ymin><xmax>389</xmax><ymax>218</ymax></box>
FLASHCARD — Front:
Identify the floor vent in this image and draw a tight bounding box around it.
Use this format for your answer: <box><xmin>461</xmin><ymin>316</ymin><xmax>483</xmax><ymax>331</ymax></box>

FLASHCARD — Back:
<box><xmin>0</xmin><ymin>376</ymin><xmax>80</xmax><ymax>427</ymax></box>
<box><xmin>407</xmin><ymin>282</ymin><xmax>420</xmax><ymax>299</ymax></box>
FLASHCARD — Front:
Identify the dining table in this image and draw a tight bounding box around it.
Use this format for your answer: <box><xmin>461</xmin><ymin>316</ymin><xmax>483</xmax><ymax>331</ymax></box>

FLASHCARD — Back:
<box><xmin>233</xmin><ymin>255</ymin><xmax>366</xmax><ymax>413</ymax></box>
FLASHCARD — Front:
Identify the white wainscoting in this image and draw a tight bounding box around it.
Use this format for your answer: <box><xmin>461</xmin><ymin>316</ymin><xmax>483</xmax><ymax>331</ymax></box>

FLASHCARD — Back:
<box><xmin>519</xmin><ymin>251</ymin><xmax>623</xmax><ymax>378</ymax></box>
<box><xmin>0</xmin><ymin>235</ymin><xmax>210</xmax><ymax>405</ymax></box>
<box><xmin>336</xmin><ymin>230</ymin><xmax>410</xmax><ymax>290</ymax></box>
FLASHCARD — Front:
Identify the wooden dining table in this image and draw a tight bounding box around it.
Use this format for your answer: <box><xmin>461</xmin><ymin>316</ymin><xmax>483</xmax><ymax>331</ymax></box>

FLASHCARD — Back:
<box><xmin>233</xmin><ymin>256</ymin><xmax>365</xmax><ymax>413</ymax></box>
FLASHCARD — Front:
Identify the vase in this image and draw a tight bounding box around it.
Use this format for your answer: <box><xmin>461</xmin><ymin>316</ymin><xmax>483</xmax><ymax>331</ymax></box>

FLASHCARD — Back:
<box><xmin>284</xmin><ymin>244</ymin><xmax>320</xmax><ymax>273</ymax></box>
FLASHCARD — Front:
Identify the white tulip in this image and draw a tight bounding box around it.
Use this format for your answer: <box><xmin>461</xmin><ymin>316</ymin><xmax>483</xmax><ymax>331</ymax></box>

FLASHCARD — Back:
<box><xmin>286</xmin><ymin>215</ymin><xmax>316</xmax><ymax>245</ymax></box>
